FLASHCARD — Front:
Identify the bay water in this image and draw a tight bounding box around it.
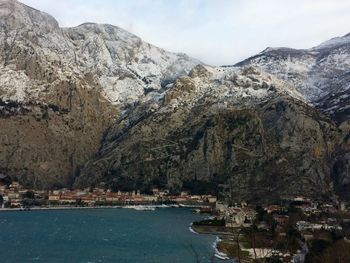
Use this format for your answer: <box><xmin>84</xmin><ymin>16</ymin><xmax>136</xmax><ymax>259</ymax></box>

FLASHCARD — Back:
<box><xmin>0</xmin><ymin>208</ymin><xmax>222</xmax><ymax>263</ymax></box>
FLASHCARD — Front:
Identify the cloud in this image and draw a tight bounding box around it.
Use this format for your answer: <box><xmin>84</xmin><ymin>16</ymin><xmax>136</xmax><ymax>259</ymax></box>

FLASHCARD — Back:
<box><xmin>20</xmin><ymin>0</ymin><xmax>350</xmax><ymax>65</ymax></box>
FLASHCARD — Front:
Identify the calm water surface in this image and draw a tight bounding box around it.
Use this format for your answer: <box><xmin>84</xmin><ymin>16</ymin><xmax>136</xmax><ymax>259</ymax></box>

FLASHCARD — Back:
<box><xmin>0</xmin><ymin>208</ymin><xmax>222</xmax><ymax>263</ymax></box>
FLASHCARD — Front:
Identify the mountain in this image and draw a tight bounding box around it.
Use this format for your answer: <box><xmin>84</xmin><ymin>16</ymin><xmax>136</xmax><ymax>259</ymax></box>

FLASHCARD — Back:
<box><xmin>77</xmin><ymin>32</ymin><xmax>350</xmax><ymax>200</ymax></box>
<box><xmin>234</xmin><ymin>34</ymin><xmax>350</xmax><ymax>200</ymax></box>
<box><xmin>235</xmin><ymin>33</ymin><xmax>350</xmax><ymax>103</ymax></box>
<box><xmin>76</xmin><ymin>65</ymin><xmax>337</xmax><ymax>201</ymax></box>
<box><xmin>0</xmin><ymin>0</ymin><xmax>198</xmax><ymax>188</ymax></box>
<box><xmin>0</xmin><ymin>0</ymin><xmax>349</xmax><ymax>201</ymax></box>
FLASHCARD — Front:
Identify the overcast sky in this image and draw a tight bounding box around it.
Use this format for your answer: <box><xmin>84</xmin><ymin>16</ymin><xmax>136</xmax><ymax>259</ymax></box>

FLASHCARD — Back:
<box><xmin>21</xmin><ymin>0</ymin><xmax>350</xmax><ymax>65</ymax></box>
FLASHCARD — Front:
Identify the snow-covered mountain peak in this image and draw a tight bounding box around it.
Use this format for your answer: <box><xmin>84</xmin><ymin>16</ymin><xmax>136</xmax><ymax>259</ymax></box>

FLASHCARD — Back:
<box><xmin>64</xmin><ymin>22</ymin><xmax>200</xmax><ymax>105</ymax></box>
<box><xmin>313</xmin><ymin>33</ymin><xmax>350</xmax><ymax>50</ymax></box>
<box><xmin>0</xmin><ymin>0</ymin><xmax>59</xmax><ymax>32</ymax></box>
<box><xmin>163</xmin><ymin>65</ymin><xmax>305</xmax><ymax>113</ymax></box>
<box><xmin>69</xmin><ymin>23</ymin><xmax>141</xmax><ymax>45</ymax></box>
<box><xmin>235</xmin><ymin>33</ymin><xmax>350</xmax><ymax>103</ymax></box>
<box><xmin>0</xmin><ymin>1</ymin><xmax>199</xmax><ymax>106</ymax></box>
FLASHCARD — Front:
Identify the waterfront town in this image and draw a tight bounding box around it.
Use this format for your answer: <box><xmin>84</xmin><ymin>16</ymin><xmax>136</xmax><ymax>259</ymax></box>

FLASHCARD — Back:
<box><xmin>1</xmin><ymin>174</ymin><xmax>350</xmax><ymax>262</ymax></box>
<box><xmin>0</xmin><ymin>177</ymin><xmax>217</xmax><ymax>208</ymax></box>
<box><xmin>193</xmin><ymin>197</ymin><xmax>350</xmax><ymax>262</ymax></box>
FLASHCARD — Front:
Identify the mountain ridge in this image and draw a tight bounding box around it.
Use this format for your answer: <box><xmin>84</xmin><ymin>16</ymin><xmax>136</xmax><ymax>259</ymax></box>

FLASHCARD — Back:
<box><xmin>0</xmin><ymin>1</ymin><xmax>349</xmax><ymax>201</ymax></box>
<box><xmin>234</xmin><ymin>32</ymin><xmax>350</xmax><ymax>103</ymax></box>
<box><xmin>0</xmin><ymin>0</ymin><xmax>199</xmax><ymax>188</ymax></box>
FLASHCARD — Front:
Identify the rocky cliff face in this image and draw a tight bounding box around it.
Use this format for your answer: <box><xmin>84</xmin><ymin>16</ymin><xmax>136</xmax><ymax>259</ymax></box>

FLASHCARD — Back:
<box><xmin>76</xmin><ymin>66</ymin><xmax>338</xmax><ymax>201</ymax></box>
<box><xmin>0</xmin><ymin>0</ymin><xmax>349</xmax><ymax>201</ymax></box>
<box><xmin>0</xmin><ymin>87</ymin><xmax>115</xmax><ymax>189</ymax></box>
<box><xmin>76</xmin><ymin>31</ymin><xmax>350</xmax><ymax>201</ymax></box>
<box><xmin>234</xmin><ymin>34</ymin><xmax>350</xmax><ymax>200</ymax></box>
<box><xmin>0</xmin><ymin>0</ymin><xmax>198</xmax><ymax>188</ymax></box>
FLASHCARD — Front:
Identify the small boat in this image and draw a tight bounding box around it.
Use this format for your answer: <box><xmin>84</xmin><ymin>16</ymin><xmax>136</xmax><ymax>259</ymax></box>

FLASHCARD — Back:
<box><xmin>199</xmin><ymin>206</ymin><xmax>213</xmax><ymax>214</ymax></box>
<box><xmin>133</xmin><ymin>206</ymin><xmax>155</xmax><ymax>211</ymax></box>
<box><xmin>123</xmin><ymin>205</ymin><xmax>156</xmax><ymax>211</ymax></box>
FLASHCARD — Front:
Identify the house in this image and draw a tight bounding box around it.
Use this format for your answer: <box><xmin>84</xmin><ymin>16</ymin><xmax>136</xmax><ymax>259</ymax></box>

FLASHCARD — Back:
<box><xmin>265</xmin><ymin>205</ymin><xmax>283</xmax><ymax>214</ymax></box>
<box><xmin>225</xmin><ymin>210</ymin><xmax>246</xmax><ymax>227</ymax></box>
<box><xmin>152</xmin><ymin>188</ymin><xmax>160</xmax><ymax>195</ymax></box>
<box><xmin>294</xmin><ymin>202</ymin><xmax>315</xmax><ymax>212</ymax></box>
<box><xmin>10</xmin><ymin>200</ymin><xmax>22</xmax><ymax>208</ymax></box>
<box><xmin>34</xmin><ymin>190</ymin><xmax>47</xmax><ymax>199</ymax></box>
<box><xmin>80</xmin><ymin>195</ymin><xmax>96</xmax><ymax>205</ymax></box>
<box><xmin>180</xmin><ymin>191</ymin><xmax>189</xmax><ymax>196</ymax></box>
<box><xmin>9</xmin><ymin>181</ymin><xmax>21</xmax><ymax>190</ymax></box>
<box><xmin>59</xmin><ymin>194</ymin><xmax>76</xmax><ymax>204</ymax></box>
<box><xmin>171</xmin><ymin>196</ymin><xmax>187</xmax><ymax>202</ymax></box>
<box><xmin>296</xmin><ymin>221</ymin><xmax>331</xmax><ymax>231</ymax></box>
<box><xmin>190</xmin><ymin>195</ymin><xmax>201</xmax><ymax>201</ymax></box>
<box><xmin>48</xmin><ymin>194</ymin><xmax>60</xmax><ymax>201</ymax></box>
<box><xmin>225</xmin><ymin>207</ymin><xmax>256</xmax><ymax>227</ymax></box>
<box><xmin>205</xmin><ymin>195</ymin><xmax>217</xmax><ymax>203</ymax></box>
<box><xmin>296</xmin><ymin>221</ymin><xmax>312</xmax><ymax>231</ymax></box>
<box><xmin>143</xmin><ymin>195</ymin><xmax>157</xmax><ymax>202</ymax></box>
<box><xmin>340</xmin><ymin>202</ymin><xmax>347</xmax><ymax>211</ymax></box>
<box><xmin>105</xmin><ymin>193</ymin><xmax>120</xmax><ymax>202</ymax></box>
<box><xmin>156</xmin><ymin>190</ymin><xmax>169</xmax><ymax>197</ymax></box>
<box><xmin>240</xmin><ymin>201</ymin><xmax>248</xmax><ymax>207</ymax></box>
<box><xmin>7</xmin><ymin>192</ymin><xmax>20</xmax><ymax>200</ymax></box>
<box><xmin>273</xmin><ymin>215</ymin><xmax>289</xmax><ymax>227</ymax></box>
<box><xmin>241</xmin><ymin>207</ymin><xmax>257</xmax><ymax>224</ymax></box>
<box><xmin>132</xmin><ymin>195</ymin><xmax>145</xmax><ymax>202</ymax></box>
<box><xmin>216</xmin><ymin>202</ymin><xmax>228</xmax><ymax>212</ymax></box>
<box><xmin>93</xmin><ymin>188</ymin><xmax>105</xmax><ymax>194</ymax></box>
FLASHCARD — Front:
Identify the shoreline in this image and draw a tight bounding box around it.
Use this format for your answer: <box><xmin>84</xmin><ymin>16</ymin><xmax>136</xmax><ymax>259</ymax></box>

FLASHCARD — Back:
<box><xmin>212</xmin><ymin>236</ymin><xmax>230</xmax><ymax>261</ymax></box>
<box><xmin>191</xmin><ymin>224</ymin><xmax>234</xmax><ymax>261</ymax></box>
<box><xmin>0</xmin><ymin>206</ymin><xmax>118</xmax><ymax>212</ymax></box>
<box><xmin>0</xmin><ymin>203</ymin><xmax>209</xmax><ymax>212</ymax></box>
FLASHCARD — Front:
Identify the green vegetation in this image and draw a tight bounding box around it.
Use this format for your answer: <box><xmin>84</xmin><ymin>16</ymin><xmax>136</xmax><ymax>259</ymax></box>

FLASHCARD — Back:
<box><xmin>264</xmin><ymin>257</ymin><xmax>283</xmax><ymax>263</ymax></box>
<box><xmin>22</xmin><ymin>191</ymin><xmax>35</xmax><ymax>199</ymax></box>
<box><xmin>191</xmin><ymin>218</ymin><xmax>229</xmax><ymax>235</ymax></box>
<box><xmin>217</xmin><ymin>239</ymin><xmax>250</xmax><ymax>261</ymax></box>
<box><xmin>182</xmin><ymin>180</ymin><xmax>221</xmax><ymax>195</ymax></box>
<box><xmin>240</xmin><ymin>226</ymin><xmax>275</xmax><ymax>249</ymax></box>
<box><xmin>306</xmin><ymin>240</ymin><xmax>350</xmax><ymax>263</ymax></box>
<box><xmin>193</xmin><ymin>218</ymin><xmax>225</xmax><ymax>227</ymax></box>
<box><xmin>255</xmin><ymin>205</ymin><xmax>275</xmax><ymax>230</ymax></box>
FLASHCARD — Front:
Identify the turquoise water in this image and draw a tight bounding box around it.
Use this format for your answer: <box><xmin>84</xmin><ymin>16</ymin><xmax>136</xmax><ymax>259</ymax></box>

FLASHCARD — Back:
<box><xmin>0</xmin><ymin>208</ymin><xmax>221</xmax><ymax>263</ymax></box>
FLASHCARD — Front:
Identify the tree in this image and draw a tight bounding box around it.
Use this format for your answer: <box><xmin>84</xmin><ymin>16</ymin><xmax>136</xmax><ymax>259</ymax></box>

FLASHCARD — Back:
<box><xmin>0</xmin><ymin>195</ymin><xmax>3</xmax><ymax>205</ymax></box>
<box><xmin>223</xmin><ymin>175</ymin><xmax>245</xmax><ymax>205</ymax></box>
<box><xmin>235</xmin><ymin>231</ymin><xmax>242</xmax><ymax>262</ymax></box>
<box><xmin>22</xmin><ymin>191</ymin><xmax>35</xmax><ymax>199</ymax></box>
